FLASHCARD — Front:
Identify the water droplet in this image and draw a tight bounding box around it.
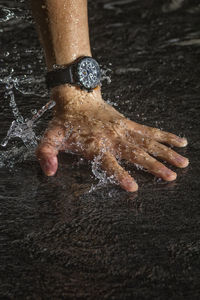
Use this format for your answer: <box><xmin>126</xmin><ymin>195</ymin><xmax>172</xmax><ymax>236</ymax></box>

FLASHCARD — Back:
<box><xmin>4</xmin><ymin>51</ymin><xmax>10</xmax><ymax>57</ymax></box>
<box><xmin>31</xmin><ymin>109</ymin><xmax>37</xmax><ymax>115</ymax></box>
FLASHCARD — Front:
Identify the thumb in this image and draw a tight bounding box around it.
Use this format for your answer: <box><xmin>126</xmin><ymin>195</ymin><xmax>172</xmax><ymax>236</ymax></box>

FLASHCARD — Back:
<box><xmin>36</xmin><ymin>125</ymin><xmax>64</xmax><ymax>176</ymax></box>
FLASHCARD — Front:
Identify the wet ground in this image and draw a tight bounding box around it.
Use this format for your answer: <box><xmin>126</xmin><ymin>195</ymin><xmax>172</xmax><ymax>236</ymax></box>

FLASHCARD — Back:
<box><xmin>0</xmin><ymin>0</ymin><xmax>200</xmax><ymax>299</ymax></box>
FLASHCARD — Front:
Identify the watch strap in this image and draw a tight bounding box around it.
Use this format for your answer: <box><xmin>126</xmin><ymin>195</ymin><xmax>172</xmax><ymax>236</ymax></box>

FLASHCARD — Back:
<box><xmin>46</xmin><ymin>66</ymin><xmax>74</xmax><ymax>89</ymax></box>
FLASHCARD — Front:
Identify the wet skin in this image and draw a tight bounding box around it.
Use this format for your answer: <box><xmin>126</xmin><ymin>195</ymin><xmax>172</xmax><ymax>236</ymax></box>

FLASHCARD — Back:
<box><xmin>36</xmin><ymin>85</ymin><xmax>189</xmax><ymax>192</ymax></box>
<box><xmin>31</xmin><ymin>0</ymin><xmax>189</xmax><ymax>192</ymax></box>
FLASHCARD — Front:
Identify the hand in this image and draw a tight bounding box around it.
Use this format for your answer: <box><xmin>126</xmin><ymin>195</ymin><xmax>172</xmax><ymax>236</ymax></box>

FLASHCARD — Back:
<box><xmin>36</xmin><ymin>85</ymin><xmax>189</xmax><ymax>192</ymax></box>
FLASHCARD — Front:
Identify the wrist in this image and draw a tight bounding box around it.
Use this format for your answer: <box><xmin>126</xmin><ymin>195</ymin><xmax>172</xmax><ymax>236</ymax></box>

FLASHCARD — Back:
<box><xmin>51</xmin><ymin>84</ymin><xmax>103</xmax><ymax>116</ymax></box>
<box><xmin>48</xmin><ymin>51</ymin><xmax>92</xmax><ymax>71</ymax></box>
<box><xmin>46</xmin><ymin>56</ymin><xmax>101</xmax><ymax>93</ymax></box>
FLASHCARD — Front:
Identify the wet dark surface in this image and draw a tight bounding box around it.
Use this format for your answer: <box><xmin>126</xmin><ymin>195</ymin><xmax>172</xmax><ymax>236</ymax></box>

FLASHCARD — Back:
<box><xmin>0</xmin><ymin>0</ymin><xmax>200</xmax><ymax>299</ymax></box>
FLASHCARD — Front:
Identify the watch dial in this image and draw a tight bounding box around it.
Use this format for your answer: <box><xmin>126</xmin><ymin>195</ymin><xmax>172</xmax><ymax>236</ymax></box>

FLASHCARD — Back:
<box><xmin>77</xmin><ymin>57</ymin><xmax>101</xmax><ymax>90</ymax></box>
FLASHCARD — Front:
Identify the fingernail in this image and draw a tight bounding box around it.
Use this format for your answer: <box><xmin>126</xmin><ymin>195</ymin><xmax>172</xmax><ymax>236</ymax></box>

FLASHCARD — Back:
<box><xmin>165</xmin><ymin>170</ymin><xmax>177</xmax><ymax>181</ymax></box>
<box><xmin>177</xmin><ymin>137</ymin><xmax>188</xmax><ymax>147</ymax></box>
<box><xmin>177</xmin><ymin>156</ymin><xmax>189</xmax><ymax>168</ymax></box>
<box><xmin>41</xmin><ymin>157</ymin><xmax>57</xmax><ymax>176</ymax></box>
<box><xmin>121</xmin><ymin>178</ymin><xmax>138</xmax><ymax>192</ymax></box>
<box><xmin>128</xmin><ymin>181</ymin><xmax>138</xmax><ymax>192</ymax></box>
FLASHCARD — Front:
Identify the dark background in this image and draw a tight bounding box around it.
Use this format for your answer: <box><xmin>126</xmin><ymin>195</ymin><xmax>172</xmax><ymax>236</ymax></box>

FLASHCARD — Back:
<box><xmin>0</xmin><ymin>0</ymin><xmax>200</xmax><ymax>299</ymax></box>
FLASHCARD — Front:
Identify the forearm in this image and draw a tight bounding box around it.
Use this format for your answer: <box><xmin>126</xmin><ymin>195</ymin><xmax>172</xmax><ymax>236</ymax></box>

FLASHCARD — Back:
<box><xmin>31</xmin><ymin>0</ymin><xmax>91</xmax><ymax>70</ymax></box>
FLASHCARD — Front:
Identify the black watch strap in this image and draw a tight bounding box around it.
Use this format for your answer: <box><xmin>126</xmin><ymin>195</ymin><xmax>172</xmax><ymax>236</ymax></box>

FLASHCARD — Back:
<box><xmin>46</xmin><ymin>66</ymin><xmax>74</xmax><ymax>89</ymax></box>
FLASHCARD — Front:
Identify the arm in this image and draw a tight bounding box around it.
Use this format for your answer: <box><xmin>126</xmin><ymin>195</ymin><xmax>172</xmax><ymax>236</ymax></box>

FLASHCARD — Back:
<box><xmin>31</xmin><ymin>0</ymin><xmax>189</xmax><ymax>192</ymax></box>
<box><xmin>31</xmin><ymin>0</ymin><xmax>91</xmax><ymax>69</ymax></box>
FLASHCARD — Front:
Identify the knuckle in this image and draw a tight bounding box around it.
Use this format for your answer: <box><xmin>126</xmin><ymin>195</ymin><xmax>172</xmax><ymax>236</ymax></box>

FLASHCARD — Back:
<box><xmin>35</xmin><ymin>146</ymin><xmax>45</xmax><ymax>159</ymax></box>
<box><xmin>144</xmin><ymin>138</ymin><xmax>155</xmax><ymax>150</ymax></box>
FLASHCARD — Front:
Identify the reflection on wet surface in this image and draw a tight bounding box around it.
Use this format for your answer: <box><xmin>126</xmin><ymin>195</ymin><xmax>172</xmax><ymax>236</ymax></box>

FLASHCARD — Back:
<box><xmin>104</xmin><ymin>0</ymin><xmax>138</xmax><ymax>13</ymax></box>
<box><xmin>162</xmin><ymin>0</ymin><xmax>185</xmax><ymax>13</ymax></box>
<box><xmin>0</xmin><ymin>0</ymin><xmax>200</xmax><ymax>299</ymax></box>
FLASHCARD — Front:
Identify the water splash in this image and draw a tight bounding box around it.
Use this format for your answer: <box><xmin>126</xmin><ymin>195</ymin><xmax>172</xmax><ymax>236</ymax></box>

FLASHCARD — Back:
<box><xmin>1</xmin><ymin>69</ymin><xmax>24</xmax><ymax>122</ymax></box>
<box><xmin>0</xmin><ymin>5</ymin><xmax>32</xmax><ymax>25</ymax></box>
<box><xmin>89</xmin><ymin>153</ymin><xmax>116</xmax><ymax>192</ymax></box>
<box><xmin>1</xmin><ymin>100</ymin><xmax>55</xmax><ymax>149</ymax></box>
<box><xmin>0</xmin><ymin>98</ymin><xmax>55</xmax><ymax>168</ymax></box>
<box><xmin>0</xmin><ymin>6</ymin><xmax>15</xmax><ymax>22</ymax></box>
<box><xmin>100</xmin><ymin>65</ymin><xmax>112</xmax><ymax>85</ymax></box>
<box><xmin>13</xmin><ymin>75</ymin><xmax>48</xmax><ymax>98</ymax></box>
<box><xmin>0</xmin><ymin>69</ymin><xmax>55</xmax><ymax>167</ymax></box>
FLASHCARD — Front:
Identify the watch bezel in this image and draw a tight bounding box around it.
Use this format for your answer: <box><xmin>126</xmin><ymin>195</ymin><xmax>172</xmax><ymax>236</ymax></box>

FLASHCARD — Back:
<box><xmin>74</xmin><ymin>56</ymin><xmax>101</xmax><ymax>92</ymax></box>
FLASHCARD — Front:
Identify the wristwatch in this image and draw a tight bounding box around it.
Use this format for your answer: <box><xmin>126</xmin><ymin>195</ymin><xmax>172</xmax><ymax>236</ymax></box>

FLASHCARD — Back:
<box><xmin>46</xmin><ymin>56</ymin><xmax>101</xmax><ymax>92</ymax></box>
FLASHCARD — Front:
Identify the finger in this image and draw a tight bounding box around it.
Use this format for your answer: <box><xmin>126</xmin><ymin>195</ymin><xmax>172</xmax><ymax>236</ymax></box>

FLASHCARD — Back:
<box><xmin>153</xmin><ymin>129</ymin><xmax>187</xmax><ymax>148</ymax></box>
<box><xmin>36</xmin><ymin>125</ymin><xmax>65</xmax><ymax>176</ymax></box>
<box><xmin>122</xmin><ymin>146</ymin><xmax>177</xmax><ymax>181</ymax></box>
<box><xmin>127</xmin><ymin>120</ymin><xmax>188</xmax><ymax>147</ymax></box>
<box><xmin>145</xmin><ymin>140</ymin><xmax>189</xmax><ymax>168</ymax></box>
<box><xmin>101</xmin><ymin>152</ymin><xmax>138</xmax><ymax>192</ymax></box>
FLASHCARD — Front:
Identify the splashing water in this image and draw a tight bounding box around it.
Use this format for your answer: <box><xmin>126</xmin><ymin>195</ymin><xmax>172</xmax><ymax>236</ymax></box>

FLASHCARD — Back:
<box><xmin>89</xmin><ymin>153</ymin><xmax>116</xmax><ymax>192</ymax></box>
<box><xmin>100</xmin><ymin>65</ymin><xmax>112</xmax><ymax>85</ymax></box>
<box><xmin>1</xmin><ymin>100</ymin><xmax>55</xmax><ymax>149</ymax></box>
<box><xmin>13</xmin><ymin>74</ymin><xmax>48</xmax><ymax>98</ymax></box>
<box><xmin>0</xmin><ymin>6</ymin><xmax>15</xmax><ymax>22</ymax></box>
<box><xmin>0</xmin><ymin>70</ymin><xmax>55</xmax><ymax>167</ymax></box>
<box><xmin>0</xmin><ymin>5</ymin><xmax>32</xmax><ymax>25</ymax></box>
<box><xmin>0</xmin><ymin>99</ymin><xmax>55</xmax><ymax>167</ymax></box>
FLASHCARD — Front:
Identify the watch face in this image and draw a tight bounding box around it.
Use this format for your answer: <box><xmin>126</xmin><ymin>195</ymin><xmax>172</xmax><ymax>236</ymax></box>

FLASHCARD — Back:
<box><xmin>77</xmin><ymin>57</ymin><xmax>101</xmax><ymax>90</ymax></box>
